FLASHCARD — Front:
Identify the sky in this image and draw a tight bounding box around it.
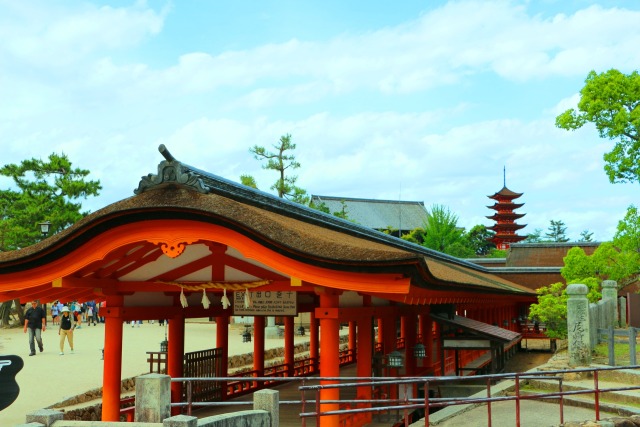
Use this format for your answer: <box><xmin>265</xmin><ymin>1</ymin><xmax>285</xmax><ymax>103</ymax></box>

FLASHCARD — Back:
<box><xmin>1</xmin><ymin>0</ymin><xmax>640</xmax><ymax>242</ymax></box>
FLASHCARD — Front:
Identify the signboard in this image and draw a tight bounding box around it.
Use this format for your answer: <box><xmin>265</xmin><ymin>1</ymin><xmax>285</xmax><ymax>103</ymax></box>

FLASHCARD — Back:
<box><xmin>0</xmin><ymin>355</ymin><xmax>23</xmax><ymax>412</ymax></box>
<box><xmin>233</xmin><ymin>290</ymin><xmax>297</xmax><ymax>316</ymax></box>
<box><xmin>443</xmin><ymin>339</ymin><xmax>491</xmax><ymax>349</ymax></box>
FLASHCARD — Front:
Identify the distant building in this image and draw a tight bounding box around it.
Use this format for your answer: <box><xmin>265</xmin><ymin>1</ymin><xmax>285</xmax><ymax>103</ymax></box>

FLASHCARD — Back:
<box><xmin>469</xmin><ymin>242</ymin><xmax>601</xmax><ymax>291</ymax></box>
<box><xmin>486</xmin><ymin>186</ymin><xmax>527</xmax><ymax>250</ymax></box>
<box><xmin>310</xmin><ymin>195</ymin><xmax>429</xmax><ymax>237</ymax></box>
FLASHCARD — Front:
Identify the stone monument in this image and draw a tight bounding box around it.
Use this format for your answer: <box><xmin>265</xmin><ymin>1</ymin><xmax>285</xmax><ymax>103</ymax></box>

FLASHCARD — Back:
<box><xmin>567</xmin><ymin>283</ymin><xmax>591</xmax><ymax>367</ymax></box>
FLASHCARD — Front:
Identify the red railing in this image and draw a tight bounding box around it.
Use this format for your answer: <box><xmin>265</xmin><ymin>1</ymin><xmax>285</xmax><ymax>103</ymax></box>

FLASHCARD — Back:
<box><xmin>168</xmin><ymin>364</ymin><xmax>640</xmax><ymax>426</ymax></box>
<box><xmin>225</xmin><ymin>347</ymin><xmax>356</xmax><ymax>399</ymax></box>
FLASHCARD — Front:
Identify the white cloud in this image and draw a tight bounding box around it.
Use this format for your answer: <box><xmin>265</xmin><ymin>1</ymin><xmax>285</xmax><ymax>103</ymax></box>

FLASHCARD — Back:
<box><xmin>0</xmin><ymin>1</ymin><xmax>166</xmax><ymax>68</ymax></box>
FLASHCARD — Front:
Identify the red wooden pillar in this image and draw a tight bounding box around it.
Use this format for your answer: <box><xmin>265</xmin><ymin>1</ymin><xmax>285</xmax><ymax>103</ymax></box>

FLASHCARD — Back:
<box><xmin>382</xmin><ymin>316</ymin><xmax>396</xmax><ymax>356</ymax></box>
<box><xmin>404</xmin><ymin>313</ymin><xmax>417</xmax><ymax>376</ymax></box>
<box><xmin>216</xmin><ymin>315</ymin><xmax>229</xmax><ymax>398</ymax></box>
<box><xmin>284</xmin><ymin>316</ymin><xmax>294</xmax><ymax>376</ymax></box>
<box><xmin>356</xmin><ymin>315</ymin><xmax>373</xmax><ymax>424</ymax></box>
<box><xmin>310</xmin><ymin>311</ymin><xmax>319</xmax><ymax>371</ymax></box>
<box><xmin>216</xmin><ymin>316</ymin><xmax>229</xmax><ymax>376</ymax></box>
<box><xmin>253</xmin><ymin>316</ymin><xmax>265</xmax><ymax>376</ymax></box>
<box><xmin>168</xmin><ymin>313</ymin><xmax>185</xmax><ymax>415</ymax></box>
<box><xmin>318</xmin><ymin>292</ymin><xmax>340</xmax><ymax>427</ymax></box>
<box><xmin>101</xmin><ymin>296</ymin><xmax>123</xmax><ymax>421</ymax></box>
<box><xmin>420</xmin><ymin>307</ymin><xmax>433</xmax><ymax>372</ymax></box>
<box><xmin>377</xmin><ymin>318</ymin><xmax>384</xmax><ymax>351</ymax></box>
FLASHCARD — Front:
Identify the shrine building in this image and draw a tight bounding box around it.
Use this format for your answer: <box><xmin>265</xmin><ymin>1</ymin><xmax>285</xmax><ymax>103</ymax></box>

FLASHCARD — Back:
<box><xmin>0</xmin><ymin>146</ymin><xmax>537</xmax><ymax>426</ymax></box>
<box><xmin>486</xmin><ymin>185</ymin><xmax>527</xmax><ymax>250</ymax></box>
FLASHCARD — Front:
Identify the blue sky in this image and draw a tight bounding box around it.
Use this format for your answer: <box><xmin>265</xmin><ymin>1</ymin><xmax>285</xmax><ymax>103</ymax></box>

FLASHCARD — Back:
<box><xmin>1</xmin><ymin>0</ymin><xmax>640</xmax><ymax>242</ymax></box>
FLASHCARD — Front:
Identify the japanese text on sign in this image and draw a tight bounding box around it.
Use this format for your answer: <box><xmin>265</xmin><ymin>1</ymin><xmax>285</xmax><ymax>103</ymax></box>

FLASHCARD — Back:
<box><xmin>233</xmin><ymin>291</ymin><xmax>297</xmax><ymax>316</ymax></box>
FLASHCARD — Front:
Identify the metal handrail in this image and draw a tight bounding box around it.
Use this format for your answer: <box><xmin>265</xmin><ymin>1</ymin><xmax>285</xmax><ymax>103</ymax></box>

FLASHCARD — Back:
<box><xmin>167</xmin><ymin>365</ymin><xmax>640</xmax><ymax>426</ymax></box>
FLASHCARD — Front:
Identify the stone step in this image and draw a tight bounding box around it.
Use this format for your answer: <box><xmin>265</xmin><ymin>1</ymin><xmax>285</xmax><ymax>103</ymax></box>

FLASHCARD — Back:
<box><xmin>519</xmin><ymin>389</ymin><xmax>640</xmax><ymax>417</ymax></box>
<box><xmin>525</xmin><ymin>377</ymin><xmax>640</xmax><ymax>404</ymax></box>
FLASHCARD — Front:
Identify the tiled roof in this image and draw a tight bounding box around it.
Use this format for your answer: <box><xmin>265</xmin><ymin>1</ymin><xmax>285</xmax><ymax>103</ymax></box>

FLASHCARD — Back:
<box><xmin>487</xmin><ymin>186</ymin><xmax>523</xmax><ymax>200</ymax></box>
<box><xmin>310</xmin><ymin>195</ymin><xmax>428</xmax><ymax>231</ymax></box>
<box><xmin>432</xmin><ymin>314</ymin><xmax>521</xmax><ymax>343</ymax></box>
<box><xmin>507</xmin><ymin>242</ymin><xmax>600</xmax><ymax>267</ymax></box>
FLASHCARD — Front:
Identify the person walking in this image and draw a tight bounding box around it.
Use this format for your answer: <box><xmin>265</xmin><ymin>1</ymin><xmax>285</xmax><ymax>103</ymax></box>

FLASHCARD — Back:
<box><xmin>58</xmin><ymin>307</ymin><xmax>76</xmax><ymax>355</ymax></box>
<box><xmin>51</xmin><ymin>301</ymin><xmax>60</xmax><ymax>326</ymax></box>
<box><xmin>23</xmin><ymin>300</ymin><xmax>46</xmax><ymax>356</ymax></box>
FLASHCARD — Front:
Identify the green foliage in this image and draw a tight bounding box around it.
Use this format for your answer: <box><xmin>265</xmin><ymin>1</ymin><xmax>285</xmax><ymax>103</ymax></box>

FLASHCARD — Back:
<box><xmin>529</xmin><ymin>277</ymin><xmax>599</xmax><ymax>340</ymax></box>
<box><xmin>592</xmin><ymin>242</ymin><xmax>639</xmax><ymax>283</ymax></box>
<box><xmin>249</xmin><ymin>134</ymin><xmax>309</xmax><ymax>204</ymax></box>
<box><xmin>545</xmin><ymin>219</ymin><xmax>570</xmax><ymax>242</ymax></box>
<box><xmin>308</xmin><ymin>199</ymin><xmax>356</xmax><ymax>223</ymax></box>
<box><xmin>0</xmin><ymin>153</ymin><xmax>100</xmax><ymax>325</ymax></box>
<box><xmin>555</xmin><ymin>69</ymin><xmax>640</xmax><ymax>183</ymax></box>
<box><xmin>524</xmin><ymin>228</ymin><xmax>543</xmax><ymax>243</ymax></box>
<box><xmin>528</xmin><ymin>282</ymin><xmax>568</xmax><ymax>339</ymax></box>
<box><xmin>239</xmin><ymin>174</ymin><xmax>258</xmax><ymax>189</ymax></box>
<box><xmin>465</xmin><ymin>224</ymin><xmax>496</xmax><ymax>256</ymax></box>
<box><xmin>421</xmin><ymin>205</ymin><xmax>474</xmax><ymax>257</ymax></box>
<box><xmin>614</xmin><ymin>205</ymin><xmax>640</xmax><ymax>253</ymax></box>
<box><xmin>487</xmin><ymin>248</ymin><xmax>508</xmax><ymax>258</ymax></box>
<box><xmin>561</xmin><ymin>247</ymin><xmax>595</xmax><ymax>282</ymax></box>
<box><xmin>578</xmin><ymin>230</ymin><xmax>594</xmax><ymax>242</ymax></box>
<box><xmin>562</xmin><ymin>240</ymin><xmax>639</xmax><ymax>289</ymax></box>
<box><xmin>400</xmin><ymin>227</ymin><xmax>425</xmax><ymax>245</ymax></box>
<box><xmin>0</xmin><ymin>153</ymin><xmax>101</xmax><ymax>251</ymax></box>
<box><xmin>445</xmin><ymin>241</ymin><xmax>475</xmax><ymax>258</ymax></box>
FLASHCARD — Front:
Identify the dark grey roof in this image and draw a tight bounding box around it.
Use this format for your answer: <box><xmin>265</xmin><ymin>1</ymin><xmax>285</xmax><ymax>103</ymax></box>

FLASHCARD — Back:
<box><xmin>310</xmin><ymin>195</ymin><xmax>428</xmax><ymax>231</ymax></box>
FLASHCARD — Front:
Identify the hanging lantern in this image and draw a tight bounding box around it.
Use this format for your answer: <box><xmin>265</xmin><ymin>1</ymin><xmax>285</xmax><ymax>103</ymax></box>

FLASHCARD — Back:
<box><xmin>160</xmin><ymin>340</ymin><xmax>168</xmax><ymax>352</ymax></box>
<box><xmin>413</xmin><ymin>342</ymin><xmax>426</xmax><ymax>359</ymax></box>
<box><xmin>242</xmin><ymin>326</ymin><xmax>252</xmax><ymax>343</ymax></box>
<box><xmin>385</xmin><ymin>350</ymin><xmax>404</xmax><ymax>368</ymax></box>
<box><xmin>297</xmin><ymin>325</ymin><xmax>305</xmax><ymax>336</ymax></box>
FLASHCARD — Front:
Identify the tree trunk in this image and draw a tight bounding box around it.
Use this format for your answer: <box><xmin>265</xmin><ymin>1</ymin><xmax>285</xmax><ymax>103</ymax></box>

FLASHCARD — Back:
<box><xmin>14</xmin><ymin>299</ymin><xmax>24</xmax><ymax>324</ymax></box>
<box><xmin>0</xmin><ymin>300</ymin><xmax>12</xmax><ymax>326</ymax></box>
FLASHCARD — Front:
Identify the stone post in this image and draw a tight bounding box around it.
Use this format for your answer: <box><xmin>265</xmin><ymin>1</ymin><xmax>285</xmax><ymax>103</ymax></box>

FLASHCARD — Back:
<box><xmin>619</xmin><ymin>296</ymin><xmax>627</xmax><ymax>327</ymax></box>
<box><xmin>163</xmin><ymin>414</ymin><xmax>198</xmax><ymax>427</ymax></box>
<box><xmin>254</xmin><ymin>389</ymin><xmax>279</xmax><ymax>427</ymax></box>
<box><xmin>135</xmin><ymin>373</ymin><xmax>171</xmax><ymax>422</ymax></box>
<box><xmin>23</xmin><ymin>409</ymin><xmax>64</xmax><ymax>426</ymax></box>
<box><xmin>602</xmin><ymin>280</ymin><xmax>618</xmax><ymax>326</ymax></box>
<box><xmin>567</xmin><ymin>284</ymin><xmax>591</xmax><ymax>367</ymax></box>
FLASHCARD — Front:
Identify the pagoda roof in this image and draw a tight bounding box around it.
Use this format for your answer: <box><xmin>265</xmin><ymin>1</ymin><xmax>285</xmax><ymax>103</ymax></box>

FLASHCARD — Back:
<box><xmin>490</xmin><ymin>235</ymin><xmax>527</xmax><ymax>244</ymax></box>
<box><xmin>487</xmin><ymin>186</ymin><xmax>523</xmax><ymax>201</ymax></box>
<box><xmin>486</xmin><ymin>213</ymin><xmax>526</xmax><ymax>221</ymax></box>
<box><xmin>488</xmin><ymin>223</ymin><xmax>527</xmax><ymax>232</ymax></box>
<box><xmin>487</xmin><ymin>202</ymin><xmax>525</xmax><ymax>211</ymax></box>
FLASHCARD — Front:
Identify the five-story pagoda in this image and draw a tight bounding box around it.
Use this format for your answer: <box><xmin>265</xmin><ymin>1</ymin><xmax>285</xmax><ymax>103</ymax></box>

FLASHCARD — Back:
<box><xmin>487</xmin><ymin>178</ymin><xmax>527</xmax><ymax>250</ymax></box>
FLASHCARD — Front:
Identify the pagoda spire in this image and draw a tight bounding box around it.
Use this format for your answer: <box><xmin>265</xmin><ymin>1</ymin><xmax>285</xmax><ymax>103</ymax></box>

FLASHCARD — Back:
<box><xmin>486</xmin><ymin>173</ymin><xmax>527</xmax><ymax>250</ymax></box>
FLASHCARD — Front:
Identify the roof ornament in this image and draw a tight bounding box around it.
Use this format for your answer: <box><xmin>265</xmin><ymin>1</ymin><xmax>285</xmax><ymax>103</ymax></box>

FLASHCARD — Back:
<box><xmin>134</xmin><ymin>145</ymin><xmax>210</xmax><ymax>194</ymax></box>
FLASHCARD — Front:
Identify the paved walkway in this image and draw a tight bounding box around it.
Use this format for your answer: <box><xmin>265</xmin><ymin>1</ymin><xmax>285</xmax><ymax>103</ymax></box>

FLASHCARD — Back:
<box><xmin>0</xmin><ymin>319</ymin><xmax>309</xmax><ymax>426</ymax></box>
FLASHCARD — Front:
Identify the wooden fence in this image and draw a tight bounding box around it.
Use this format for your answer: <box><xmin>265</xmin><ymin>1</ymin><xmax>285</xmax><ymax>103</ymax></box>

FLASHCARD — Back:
<box><xmin>597</xmin><ymin>326</ymin><xmax>638</xmax><ymax>366</ymax></box>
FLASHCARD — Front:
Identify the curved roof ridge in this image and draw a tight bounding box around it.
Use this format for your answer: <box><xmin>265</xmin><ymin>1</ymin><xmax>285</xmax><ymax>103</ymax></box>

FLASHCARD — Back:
<box><xmin>135</xmin><ymin>145</ymin><xmax>507</xmax><ymax>274</ymax></box>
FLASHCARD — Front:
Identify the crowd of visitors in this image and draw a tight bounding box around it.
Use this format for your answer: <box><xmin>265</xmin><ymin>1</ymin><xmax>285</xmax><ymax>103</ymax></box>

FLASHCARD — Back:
<box><xmin>21</xmin><ymin>300</ymin><xmax>167</xmax><ymax>357</ymax></box>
